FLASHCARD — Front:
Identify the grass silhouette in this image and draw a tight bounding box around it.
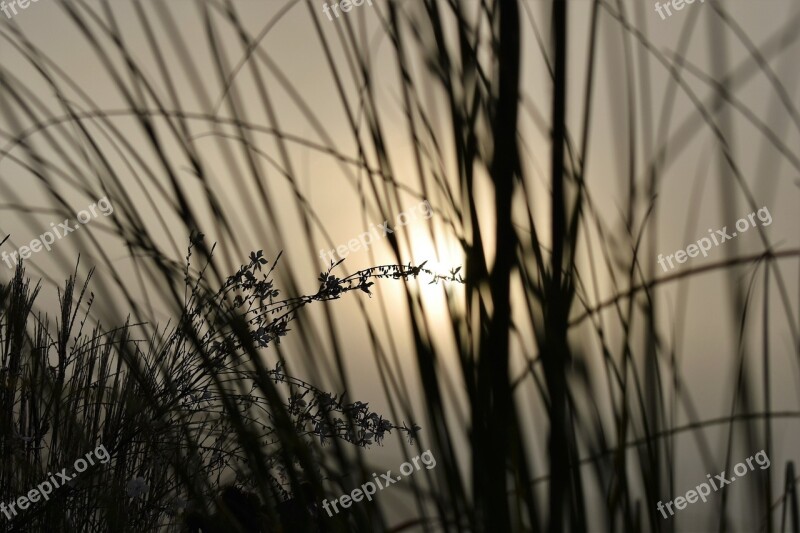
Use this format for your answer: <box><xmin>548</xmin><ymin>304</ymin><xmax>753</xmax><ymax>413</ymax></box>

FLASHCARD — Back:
<box><xmin>0</xmin><ymin>0</ymin><xmax>799</xmax><ymax>531</ymax></box>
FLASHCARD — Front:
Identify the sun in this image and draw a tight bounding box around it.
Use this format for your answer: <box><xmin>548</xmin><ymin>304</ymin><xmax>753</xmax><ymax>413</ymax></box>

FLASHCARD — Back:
<box><xmin>402</xmin><ymin>226</ymin><xmax>465</xmax><ymax>321</ymax></box>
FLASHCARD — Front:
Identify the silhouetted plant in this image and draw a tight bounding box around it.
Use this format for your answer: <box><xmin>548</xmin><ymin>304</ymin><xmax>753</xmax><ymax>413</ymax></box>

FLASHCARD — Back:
<box><xmin>0</xmin><ymin>235</ymin><xmax>460</xmax><ymax>531</ymax></box>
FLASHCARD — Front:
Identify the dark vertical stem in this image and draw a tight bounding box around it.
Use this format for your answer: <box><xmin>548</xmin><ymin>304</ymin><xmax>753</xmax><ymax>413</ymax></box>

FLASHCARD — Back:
<box><xmin>763</xmin><ymin>265</ymin><xmax>772</xmax><ymax>531</ymax></box>
<box><xmin>545</xmin><ymin>0</ymin><xmax>569</xmax><ymax>531</ymax></box>
<box><xmin>481</xmin><ymin>0</ymin><xmax>521</xmax><ymax>529</ymax></box>
<box><xmin>781</xmin><ymin>462</ymin><xmax>799</xmax><ymax>533</ymax></box>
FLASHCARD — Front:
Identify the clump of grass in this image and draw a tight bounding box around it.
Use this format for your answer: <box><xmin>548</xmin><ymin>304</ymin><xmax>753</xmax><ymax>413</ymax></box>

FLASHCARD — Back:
<box><xmin>0</xmin><ymin>235</ymin><xmax>458</xmax><ymax>531</ymax></box>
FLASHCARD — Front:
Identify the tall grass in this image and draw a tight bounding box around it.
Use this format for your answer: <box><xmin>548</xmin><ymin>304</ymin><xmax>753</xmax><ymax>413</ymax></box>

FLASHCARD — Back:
<box><xmin>0</xmin><ymin>0</ymin><xmax>799</xmax><ymax>531</ymax></box>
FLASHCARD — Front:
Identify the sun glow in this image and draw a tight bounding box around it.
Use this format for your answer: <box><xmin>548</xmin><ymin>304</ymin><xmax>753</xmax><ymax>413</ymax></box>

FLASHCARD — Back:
<box><xmin>403</xmin><ymin>227</ymin><xmax>465</xmax><ymax>322</ymax></box>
